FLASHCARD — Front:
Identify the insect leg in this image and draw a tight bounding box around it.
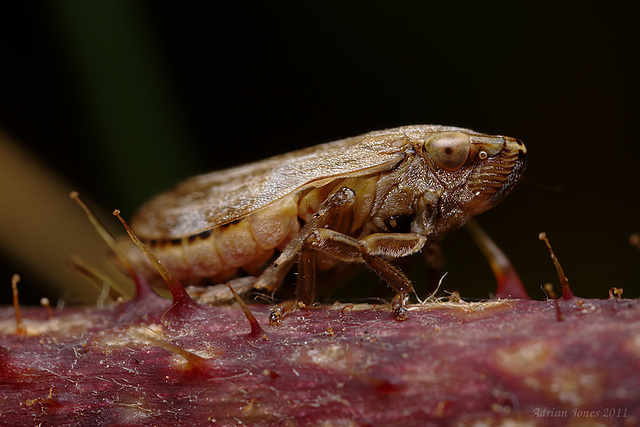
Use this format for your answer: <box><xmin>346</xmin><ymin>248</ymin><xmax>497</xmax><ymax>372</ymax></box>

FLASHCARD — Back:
<box><xmin>350</xmin><ymin>231</ymin><xmax>428</xmax><ymax>320</ymax></box>
<box><xmin>285</xmin><ymin>229</ymin><xmax>426</xmax><ymax>321</ymax></box>
<box><xmin>260</xmin><ymin>188</ymin><xmax>357</xmax><ymax>324</ymax></box>
<box><xmin>186</xmin><ymin>276</ymin><xmax>257</xmax><ymax>304</ymax></box>
<box><xmin>268</xmin><ymin>226</ymin><xmax>361</xmax><ymax>326</ymax></box>
<box><xmin>361</xmin><ymin>253</ymin><xmax>413</xmax><ymax>321</ymax></box>
<box><xmin>295</xmin><ymin>241</ymin><xmax>317</xmax><ymax>304</ymax></box>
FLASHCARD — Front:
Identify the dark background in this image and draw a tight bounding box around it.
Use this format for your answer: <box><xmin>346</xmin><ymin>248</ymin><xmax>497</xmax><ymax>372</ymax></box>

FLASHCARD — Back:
<box><xmin>1</xmin><ymin>1</ymin><xmax>639</xmax><ymax>305</ymax></box>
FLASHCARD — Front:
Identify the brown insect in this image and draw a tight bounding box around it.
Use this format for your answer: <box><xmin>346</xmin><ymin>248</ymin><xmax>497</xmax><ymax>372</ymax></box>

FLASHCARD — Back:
<box><xmin>121</xmin><ymin>125</ymin><xmax>527</xmax><ymax>323</ymax></box>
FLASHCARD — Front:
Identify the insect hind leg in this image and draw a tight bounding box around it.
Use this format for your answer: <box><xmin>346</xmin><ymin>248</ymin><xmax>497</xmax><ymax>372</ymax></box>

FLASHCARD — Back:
<box><xmin>265</xmin><ymin>241</ymin><xmax>318</xmax><ymax>327</ymax></box>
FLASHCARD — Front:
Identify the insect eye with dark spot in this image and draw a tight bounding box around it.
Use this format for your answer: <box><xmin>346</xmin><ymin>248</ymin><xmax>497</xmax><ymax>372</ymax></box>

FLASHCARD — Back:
<box><xmin>386</xmin><ymin>214</ymin><xmax>413</xmax><ymax>233</ymax></box>
<box><xmin>424</xmin><ymin>132</ymin><xmax>471</xmax><ymax>171</ymax></box>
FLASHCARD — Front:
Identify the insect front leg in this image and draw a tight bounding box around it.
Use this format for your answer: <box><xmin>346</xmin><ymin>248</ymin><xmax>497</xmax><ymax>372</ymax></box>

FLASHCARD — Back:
<box><xmin>360</xmin><ymin>233</ymin><xmax>427</xmax><ymax>320</ymax></box>
<box><xmin>314</xmin><ymin>230</ymin><xmax>426</xmax><ymax>320</ymax></box>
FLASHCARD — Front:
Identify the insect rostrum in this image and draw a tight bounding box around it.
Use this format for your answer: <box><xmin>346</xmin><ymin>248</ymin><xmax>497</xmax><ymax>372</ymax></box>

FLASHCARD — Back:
<box><xmin>120</xmin><ymin>125</ymin><xmax>527</xmax><ymax>322</ymax></box>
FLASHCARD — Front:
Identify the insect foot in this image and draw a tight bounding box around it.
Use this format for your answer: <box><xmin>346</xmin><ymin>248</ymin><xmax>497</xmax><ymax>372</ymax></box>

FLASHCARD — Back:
<box><xmin>269</xmin><ymin>300</ymin><xmax>306</xmax><ymax>326</ymax></box>
<box><xmin>391</xmin><ymin>293</ymin><xmax>410</xmax><ymax>321</ymax></box>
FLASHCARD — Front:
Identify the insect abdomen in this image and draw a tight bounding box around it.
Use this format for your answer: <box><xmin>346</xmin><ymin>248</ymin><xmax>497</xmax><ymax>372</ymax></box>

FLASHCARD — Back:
<box><xmin>128</xmin><ymin>194</ymin><xmax>301</xmax><ymax>284</ymax></box>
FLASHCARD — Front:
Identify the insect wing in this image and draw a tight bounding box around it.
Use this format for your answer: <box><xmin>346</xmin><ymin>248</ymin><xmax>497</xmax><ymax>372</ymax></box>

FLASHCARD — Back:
<box><xmin>131</xmin><ymin>130</ymin><xmax>410</xmax><ymax>239</ymax></box>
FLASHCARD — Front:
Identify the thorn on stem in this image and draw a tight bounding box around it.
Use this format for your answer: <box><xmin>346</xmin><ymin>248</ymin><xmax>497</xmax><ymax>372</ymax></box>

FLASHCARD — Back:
<box><xmin>116</xmin><ymin>296</ymin><xmax>125</xmax><ymax>314</ymax></box>
<box><xmin>70</xmin><ymin>191</ymin><xmax>153</xmax><ymax>299</ymax></box>
<box><xmin>539</xmin><ymin>232</ymin><xmax>574</xmax><ymax>299</ymax></box>
<box><xmin>226</xmin><ymin>283</ymin><xmax>266</xmax><ymax>338</ymax></box>
<box><xmin>113</xmin><ymin>209</ymin><xmax>201</xmax><ymax>317</ymax></box>
<box><xmin>69</xmin><ymin>256</ymin><xmax>124</xmax><ymax>302</ymax></box>
<box><xmin>467</xmin><ymin>220</ymin><xmax>529</xmax><ymax>299</ymax></box>
<box><xmin>40</xmin><ymin>298</ymin><xmax>53</xmax><ymax>320</ymax></box>
<box><xmin>132</xmin><ymin>328</ymin><xmax>212</xmax><ymax>371</ymax></box>
<box><xmin>11</xmin><ymin>274</ymin><xmax>25</xmax><ymax>335</ymax></box>
<box><xmin>543</xmin><ymin>283</ymin><xmax>565</xmax><ymax>321</ymax></box>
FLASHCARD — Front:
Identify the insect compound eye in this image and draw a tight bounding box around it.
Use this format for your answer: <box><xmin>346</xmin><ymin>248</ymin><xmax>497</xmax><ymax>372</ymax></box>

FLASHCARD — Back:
<box><xmin>424</xmin><ymin>132</ymin><xmax>471</xmax><ymax>171</ymax></box>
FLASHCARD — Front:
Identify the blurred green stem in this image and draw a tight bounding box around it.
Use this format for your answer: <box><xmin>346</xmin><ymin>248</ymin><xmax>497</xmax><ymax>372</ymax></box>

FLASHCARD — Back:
<box><xmin>51</xmin><ymin>0</ymin><xmax>195</xmax><ymax>210</ymax></box>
